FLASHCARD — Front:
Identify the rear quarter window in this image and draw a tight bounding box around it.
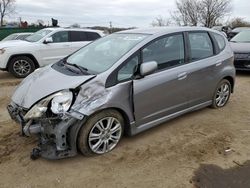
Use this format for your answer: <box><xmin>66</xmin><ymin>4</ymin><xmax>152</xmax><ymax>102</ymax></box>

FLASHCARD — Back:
<box><xmin>213</xmin><ymin>33</ymin><xmax>226</xmax><ymax>51</ymax></box>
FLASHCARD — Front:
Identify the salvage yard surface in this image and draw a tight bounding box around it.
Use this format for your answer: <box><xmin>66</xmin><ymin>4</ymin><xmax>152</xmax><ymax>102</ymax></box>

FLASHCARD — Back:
<box><xmin>0</xmin><ymin>71</ymin><xmax>250</xmax><ymax>188</ymax></box>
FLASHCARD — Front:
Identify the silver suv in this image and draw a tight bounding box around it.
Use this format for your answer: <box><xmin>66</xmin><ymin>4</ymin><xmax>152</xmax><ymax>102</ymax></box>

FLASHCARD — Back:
<box><xmin>7</xmin><ymin>27</ymin><xmax>235</xmax><ymax>160</ymax></box>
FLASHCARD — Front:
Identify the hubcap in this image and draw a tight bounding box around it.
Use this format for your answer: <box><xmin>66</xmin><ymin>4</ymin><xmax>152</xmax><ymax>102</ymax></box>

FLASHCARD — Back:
<box><xmin>88</xmin><ymin>117</ymin><xmax>122</xmax><ymax>154</ymax></box>
<box><xmin>215</xmin><ymin>83</ymin><xmax>230</xmax><ymax>107</ymax></box>
<box><xmin>13</xmin><ymin>60</ymin><xmax>31</xmax><ymax>76</ymax></box>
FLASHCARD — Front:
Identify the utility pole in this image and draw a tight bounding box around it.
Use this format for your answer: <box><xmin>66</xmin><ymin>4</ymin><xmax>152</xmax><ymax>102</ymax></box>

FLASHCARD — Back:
<box><xmin>109</xmin><ymin>21</ymin><xmax>112</xmax><ymax>33</ymax></box>
<box><xmin>19</xmin><ymin>17</ymin><xmax>22</xmax><ymax>27</ymax></box>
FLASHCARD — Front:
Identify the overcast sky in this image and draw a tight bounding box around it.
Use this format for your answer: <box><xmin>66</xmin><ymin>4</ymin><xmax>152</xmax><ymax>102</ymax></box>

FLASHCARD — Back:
<box><xmin>9</xmin><ymin>0</ymin><xmax>250</xmax><ymax>27</ymax></box>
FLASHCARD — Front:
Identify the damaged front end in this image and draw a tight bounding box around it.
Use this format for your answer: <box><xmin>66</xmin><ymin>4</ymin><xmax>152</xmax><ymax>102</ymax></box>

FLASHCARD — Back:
<box><xmin>7</xmin><ymin>89</ymin><xmax>86</xmax><ymax>160</ymax></box>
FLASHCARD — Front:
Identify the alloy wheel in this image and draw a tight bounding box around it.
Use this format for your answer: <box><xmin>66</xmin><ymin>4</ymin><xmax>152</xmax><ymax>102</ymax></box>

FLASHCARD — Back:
<box><xmin>13</xmin><ymin>59</ymin><xmax>31</xmax><ymax>77</ymax></box>
<box><xmin>215</xmin><ymin>83</ymin><xmax>230</xmax><ymax>107</ymax></box>
<box><xmin>88</xmin><ymin>117</ymin><xmax>122</xmax><ymax>154</ymax></box>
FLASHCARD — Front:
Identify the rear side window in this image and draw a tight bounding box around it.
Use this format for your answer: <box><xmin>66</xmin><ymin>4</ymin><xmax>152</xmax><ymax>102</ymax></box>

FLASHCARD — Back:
<box><xmin>86</xmin><ymin>32</ymin><xmax>101</xmax><ymax>41</ymax></box>
<box><xmin>213</xmin><ymin>33</ymin><xmax>226</xmax><ymax>51</ymax></box>
<box><xmin>70</xmin><ymin>31</ymin><xmax>87</xmax><ymax>42</ymax></box>
<box><xmin>188</xmin><ymin>32</ymin><xmax>214</xmax><ymax>61</ymax></box>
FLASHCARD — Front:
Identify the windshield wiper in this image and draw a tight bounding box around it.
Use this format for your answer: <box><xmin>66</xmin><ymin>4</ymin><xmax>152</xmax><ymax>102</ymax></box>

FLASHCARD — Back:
<box><xmin>72</xmin><ymin>63</ymin><xmax>88</xmax><ymax>72</ymax></box>
<box><xmin>65</xmin><ymin>63</ymin><xmax>89</xmax><ymax>74</ymax></box>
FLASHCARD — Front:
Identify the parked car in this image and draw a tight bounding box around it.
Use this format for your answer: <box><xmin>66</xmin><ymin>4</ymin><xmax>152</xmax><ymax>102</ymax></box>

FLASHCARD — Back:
<box><xmin>7</xmin><ymin>27</ymin><xmax>235</xmax><ymax>160</ymax></box>
<box><xmin>228</xmin><ymin>27</ymin><xmax>250</xmax><ymax>40</ymax></box>
<box><xmin>230</xmin><ymin>30</ymin><xmax>250</xmax><ymax>71</ymax></box>
<box><xmin>212</xmin><ymin>26</ymin><xmax>231</xmax><ymax>38</ymax></box>
<box><xmin>0</xmin><ymin>28</ymin><xmax>105</xmax><ymax>78</ymax></box>
<box><xmin>1</xmin><ymin>32</ymin><xmax>33</xmax><ymax>41</ymax></box>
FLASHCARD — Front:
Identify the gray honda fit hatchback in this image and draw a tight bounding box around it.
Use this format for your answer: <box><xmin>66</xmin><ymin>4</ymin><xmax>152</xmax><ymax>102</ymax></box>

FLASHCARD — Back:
<box><xmin>7</xmin><ymin>27</ymin><xmax>235</xmax><ymax>160</ymax></box>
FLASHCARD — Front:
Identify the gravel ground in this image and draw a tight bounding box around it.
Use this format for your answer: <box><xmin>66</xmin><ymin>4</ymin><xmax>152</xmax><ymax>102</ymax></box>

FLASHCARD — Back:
<box><xmin>0</xmin><ymin>71</ymin><xmax>250</xmax><ymax>188</ymax></box>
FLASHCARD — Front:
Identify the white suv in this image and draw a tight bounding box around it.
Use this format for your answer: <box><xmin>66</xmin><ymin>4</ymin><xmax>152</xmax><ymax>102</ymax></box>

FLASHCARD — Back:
<box><xmin>0</xmin><ymin>28</ymin><xmax>105</xmax><ymax>78</ymax></box>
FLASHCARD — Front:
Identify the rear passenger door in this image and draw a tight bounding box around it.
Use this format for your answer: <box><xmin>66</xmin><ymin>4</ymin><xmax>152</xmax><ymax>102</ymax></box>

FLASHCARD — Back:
<box><xmin>69</xmin><ymin>31</ymin><xmax>101</xmax><ymax>53</ymax></box>
<box><xmin>186</xmin><ymin>31</ymin><xmax>223</xmax><ymax>107</ymax></box>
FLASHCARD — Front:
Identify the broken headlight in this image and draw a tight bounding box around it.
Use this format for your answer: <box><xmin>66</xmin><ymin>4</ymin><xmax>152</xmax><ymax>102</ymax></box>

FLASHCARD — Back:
<box><xmin>51</xmin><ymin>91</ymin><xmax>73</xmax><ymax>115</ymax></box>
<box><xmin>24</xmin><ymin>90</ymin><xmax>73</xmax><ymax>120</ymax></box>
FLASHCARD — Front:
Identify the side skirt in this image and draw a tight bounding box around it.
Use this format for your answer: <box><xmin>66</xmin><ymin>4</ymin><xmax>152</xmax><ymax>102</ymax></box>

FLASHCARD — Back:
<box><xmin>129</xmin><ymin>101</ymin><xmax>212</xmax><ymax>136</ymax></box>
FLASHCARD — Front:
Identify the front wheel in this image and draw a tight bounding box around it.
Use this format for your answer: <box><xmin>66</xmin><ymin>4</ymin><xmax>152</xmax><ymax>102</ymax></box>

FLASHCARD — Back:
<box><xmin>78</xmin><ymin>110</ymin><xmax>124</xmax><ymax>156</ymax></box>
<box><xmin>8</xmin><ymin>56</ymin><xmax>35</xmax><ymax>78</ymax></box>
<box><xmin>211</xmin><ymin>79</ymin><xmax>231</xmax><ymax>109</ymax></box>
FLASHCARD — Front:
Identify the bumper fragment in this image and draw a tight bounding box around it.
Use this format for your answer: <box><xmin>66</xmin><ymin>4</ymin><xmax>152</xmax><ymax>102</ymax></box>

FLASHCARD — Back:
<box><xmin>234</xmin><ymin>60</ymin><xmax>250</xmax><ymax>70</ymax></box>
<box><xmin>7</xmin><ymin>102</ymin><xmax>86</xmax><ymax>160</ymax></box>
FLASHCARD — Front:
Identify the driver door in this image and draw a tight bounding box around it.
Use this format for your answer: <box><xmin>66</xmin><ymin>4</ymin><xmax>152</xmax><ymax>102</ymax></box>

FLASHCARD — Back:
<box><xmin>133</xmin><ymin>33</ymin><xmax>190</xmax><ymax>126</ymax></box>
<box><xmin>39</xmin><ymin>31</ymin><xmax>72</xmax><ymax>65</ymax></box>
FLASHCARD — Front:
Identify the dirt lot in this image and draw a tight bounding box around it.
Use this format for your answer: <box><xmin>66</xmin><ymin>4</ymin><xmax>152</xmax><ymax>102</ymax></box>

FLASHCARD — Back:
<box><xmin>0</xmin><ymin>71</ymin><xmax>250</xmax><ymax>188</ymax></box>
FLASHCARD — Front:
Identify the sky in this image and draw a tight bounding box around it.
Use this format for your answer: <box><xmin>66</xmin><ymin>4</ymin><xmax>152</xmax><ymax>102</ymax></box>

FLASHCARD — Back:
<box><xmin>8</xmin><ymin>0</ymin><xmax>250</xmax><ymax>28</ymax></box>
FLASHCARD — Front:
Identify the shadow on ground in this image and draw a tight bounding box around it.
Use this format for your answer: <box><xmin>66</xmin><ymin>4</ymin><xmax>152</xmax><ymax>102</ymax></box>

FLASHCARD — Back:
<box><xmin>191</xmin><ymin>161</ymin><xmax>250</xmax><ymax>188</ymax></box>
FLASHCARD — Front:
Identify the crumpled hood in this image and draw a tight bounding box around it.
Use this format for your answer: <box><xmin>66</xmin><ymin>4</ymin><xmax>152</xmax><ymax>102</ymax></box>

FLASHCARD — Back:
<box><xmin>230</xmin><ymin>42</ymin><xmax>250</xmax><ymax>53</ymax></box>
<box><xmin>0</xmin><ymin>40</ymin><xmax>32</xmax><ymax>48</ymax></box>
<box><xmin>11</xmin><ymin>65</ymin><xmax>95</xmax><ymax>109</ymax></box>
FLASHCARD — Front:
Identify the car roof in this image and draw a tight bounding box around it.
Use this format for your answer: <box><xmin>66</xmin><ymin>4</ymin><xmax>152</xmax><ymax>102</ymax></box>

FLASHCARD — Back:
<box><xmin>43</xmin><ymin>27</ymin><xmax>104</xmax><ymax>34</ymax></box>
<box><xmin>118</xmin><ymin>26</ymin><xmax>215</xmax><ymax>35</ymax></box>
<box><xmin>17</xmin><ymin>32</ymin><xmax>33</xmax><ymax>35</ymax></box>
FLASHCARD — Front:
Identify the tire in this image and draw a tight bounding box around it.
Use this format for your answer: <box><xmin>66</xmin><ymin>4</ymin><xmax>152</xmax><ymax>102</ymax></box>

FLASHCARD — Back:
<box><xmin>78</xmin><ymin>110</ymin><xmax>124</xmax><ymax>156</ymax></box>
<box><xmin>8</xmin><ymin>56</ymin><xmax>35</xmax><ymax>78</ymax></box>
<box><xmin>211</xmin><ymin>79</ymin><xmax>231</xmax><ymax>109</ymax></box>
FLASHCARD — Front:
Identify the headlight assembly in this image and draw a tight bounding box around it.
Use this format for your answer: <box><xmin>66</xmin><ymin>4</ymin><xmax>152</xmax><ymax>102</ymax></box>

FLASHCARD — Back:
<box><xmin>24</xmin><ymin>90</ymin><xmax>73</xmax><ymax>120</ymax></box>
<box><xmin>51</xmin><ymin>91</ymin><xmax>73</xmax><ymax>114</ymax></box>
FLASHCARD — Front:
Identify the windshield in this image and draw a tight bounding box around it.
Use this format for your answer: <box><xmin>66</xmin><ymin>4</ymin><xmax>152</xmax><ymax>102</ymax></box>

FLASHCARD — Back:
<box><xmin>232</xmin><ymin>27</ymin><xmax>250</xmax><ymax>33</ymax></box>
<box><xmin>2</xmin><ymin>34</ymin><xmax>18</xmax><ymax>41</ymax></box>
<box><xmin>231</xmin><ymin>31</ymin><xmax>250</xmax><ymax>42</ymax></box>
<box><xmin>25</xmin><ymin>29</ymin><xmax>52</xmax><ymax>42</ymax></box>
<box><xmin>66</xmin><ymin>33</ymin><xmax>149</xmax><ymax>73</ymax></box>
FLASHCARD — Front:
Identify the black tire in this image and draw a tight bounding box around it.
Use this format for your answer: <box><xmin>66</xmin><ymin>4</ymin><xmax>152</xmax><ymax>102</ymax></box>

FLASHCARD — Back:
<box><xmin>78</xmin><ymin>110</ymin><xmax>124</xmax><ymax>156</ymax></box>
<box><xmin>8</xmin><ymin>56</ymin><xmax>36</xmax><ymax>78</ymax></box>
<box><xmin>211</xmin><ymin>79</ymin><xmax>231</xmax><ymax>109</ymax></box>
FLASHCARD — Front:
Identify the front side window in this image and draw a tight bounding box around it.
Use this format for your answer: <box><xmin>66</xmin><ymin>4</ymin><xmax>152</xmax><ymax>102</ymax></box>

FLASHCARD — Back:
<box><xmin>142</xmin><ymin>34</ymin><xmax>185</xmax><ymax>70</ymax></box>
<box><xmin>67</xmin><ymin>33</ymin><xmax>148</xmax><ymax>73</ymax></box>
<box><xmin>117</xmin><ymin>55</ymin><xmax>139</xmax><ymax>81</ymax></box>
<box><xmin>51</xmin><ymin>31</ymin><xmax>69</xmax><ymax>43</ymax></box>
<box><xmin>25</xmin><ymin>29</ymin><xmax>52</xmax><ymax>42</ymax></box>
<box><xmin>189</xmin><ymin>32</ymin><xmax>214</xmax><ymax>61</ymax></box>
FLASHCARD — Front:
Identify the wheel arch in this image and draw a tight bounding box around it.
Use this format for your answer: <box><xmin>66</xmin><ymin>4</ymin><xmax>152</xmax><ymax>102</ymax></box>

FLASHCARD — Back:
<box><xmin>88</xmin><ymin>107</ymin><xmax>131</xmax><ymax>135</ymax></box>
<box><xmin>222</xmin><ymin>76</ymin><xmax>235</xmax><ymax>93</ymax></box>
<box><xmin>7</xmin><ymin>54</ymin><xmax>40</xmax><ymax>70</ymax></box>
<box><xmin>73</xmin><ymin>107</ymin><xmax>131</xmax><ymax>155</ymax></box>
<box><xmin>75</xmin><ymin>107</ymin><xmax>132</xmax><ymax>139</ymax></box>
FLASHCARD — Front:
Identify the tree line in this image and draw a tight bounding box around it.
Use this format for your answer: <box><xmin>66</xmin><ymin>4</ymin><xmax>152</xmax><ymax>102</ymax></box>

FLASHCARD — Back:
<box><xmin>152</xmin><ymin>0</ymin><xmax>250</xmax><ymax>28</ymax></box>
<box><xmin>1</xmin><ymin>0</ymin><xmax>250</xmax><ymax>29</ymax></box>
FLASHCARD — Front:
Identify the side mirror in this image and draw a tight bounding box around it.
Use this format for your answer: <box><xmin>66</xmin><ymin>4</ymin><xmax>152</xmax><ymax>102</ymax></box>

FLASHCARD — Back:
<box><xmin>140</xmin><ymin>61</ymin><xmax>158</xmax><ymax>77</ymax></box>
<box><xmin>44</xmin><ymin>37</ymin><xmax>53</xmax><ymax>44</ymax></box>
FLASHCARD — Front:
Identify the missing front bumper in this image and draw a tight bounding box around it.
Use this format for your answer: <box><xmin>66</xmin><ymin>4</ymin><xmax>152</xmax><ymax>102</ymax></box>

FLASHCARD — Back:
<box><xmin>7</xmin><ymin>102</ymin><xmax>86</xmax><ymax>160</ymax></box>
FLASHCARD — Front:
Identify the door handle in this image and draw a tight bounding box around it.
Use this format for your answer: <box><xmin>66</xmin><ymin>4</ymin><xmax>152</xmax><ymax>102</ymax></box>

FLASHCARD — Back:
<box><xmin>216</xmin><ymin>61</ymin><xmax>222</xmax><ymax>67</ymax></box>
<box><xmin>177</xmin><ymin>72</ymin><xmax>187</xmax><ymax>80</ymax></box>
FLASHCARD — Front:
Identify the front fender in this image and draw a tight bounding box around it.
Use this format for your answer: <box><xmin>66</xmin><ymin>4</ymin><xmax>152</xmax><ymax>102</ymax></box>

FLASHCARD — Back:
<box><xmin>71</xmin><ymin>79</ymin><xmax>135</xmax><ymax>123</ymax></box>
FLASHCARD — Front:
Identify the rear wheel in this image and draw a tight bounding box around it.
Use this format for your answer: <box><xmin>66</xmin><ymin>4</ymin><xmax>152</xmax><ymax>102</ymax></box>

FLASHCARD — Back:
<box><xmin>211</xmin><ymin>79</ymin><xmax>231</xmax><ymax>108</ymax></box>
<box><xmin>78</xmin><ymin>110</ymin><xmax>124</xmax><ymax>156</ymax></box>
<box><xmin>8</xmin><ymin>56</ymin><xmax>35</xmax><ymax>78</ymax></box>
